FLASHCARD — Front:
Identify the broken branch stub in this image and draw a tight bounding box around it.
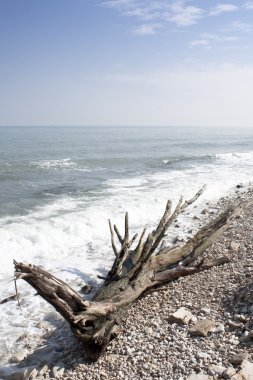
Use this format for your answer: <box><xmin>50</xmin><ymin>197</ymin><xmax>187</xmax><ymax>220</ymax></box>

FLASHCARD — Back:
<box><xmin>14</xmin><ymin>187</ymin><xmax>243</xmax><ymax>361</ymax></box>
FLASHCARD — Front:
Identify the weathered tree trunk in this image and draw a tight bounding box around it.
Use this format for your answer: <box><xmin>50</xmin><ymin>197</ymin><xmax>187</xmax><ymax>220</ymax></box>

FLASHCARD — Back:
<box><xmin>14</xmin><ymin>187</ymin><xmax>245</xmax><ymax>361</ymax></box>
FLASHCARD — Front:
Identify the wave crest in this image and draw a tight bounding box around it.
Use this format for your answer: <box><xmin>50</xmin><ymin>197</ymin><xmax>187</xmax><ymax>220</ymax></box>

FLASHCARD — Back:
<box><xmin>215</xmin><ymin>151</ymin><xmax>253</xmax><ymax>161</ymax></box>
<box><xmin>30</xmin><ymin>158</ymin><xmax>76</xmax><ymax>169</ymax></box>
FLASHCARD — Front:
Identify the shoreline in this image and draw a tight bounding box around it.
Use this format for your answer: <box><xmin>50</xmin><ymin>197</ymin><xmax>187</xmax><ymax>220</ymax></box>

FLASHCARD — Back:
<box><xmin>1</xmin><ymin>185</ymin><xmax>253</xmax><ymax>379</ymax></box>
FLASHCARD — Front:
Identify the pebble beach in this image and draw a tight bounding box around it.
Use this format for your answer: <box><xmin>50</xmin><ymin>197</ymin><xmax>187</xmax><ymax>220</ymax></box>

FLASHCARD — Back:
<box><xmin>1</xmin><ymin>186</ymin><xmax>253</xmax><ymax>380</ymax></box>
<box><xmin>2</xmin><ymin>1</ymin><xmax>253</xmax><ymax>378</ymax></box>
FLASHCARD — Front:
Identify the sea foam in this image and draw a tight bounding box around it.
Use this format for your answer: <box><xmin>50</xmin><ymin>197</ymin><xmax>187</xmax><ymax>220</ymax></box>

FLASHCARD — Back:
<box><xmin>0</xmin><ymin>149</ymin><xmax>253</xmax><ymax>364</ymax></box>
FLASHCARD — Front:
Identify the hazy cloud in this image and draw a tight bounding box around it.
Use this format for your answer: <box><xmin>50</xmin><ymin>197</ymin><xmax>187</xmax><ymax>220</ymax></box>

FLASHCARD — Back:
<box><xmin>189</xmin><ymin>39</ymin><xmax>211</xmax><ymax>48</ymax></box>
<box><xmin>73</xmin><ymin>64</ymin><xmax>253</xmax><ymax>128</ymax></box>
<box><xmin>200</xmin><ymin>33</ymin><xmax>239</xmax><ymax>42</ymax></box>
<box><xmin>102</xmin><ymin>0</ymin><xmax>204</xmax><ymax>27</ymax></box>
<box><xmin>102</xmin><ymin>0</ymin><xmax>168</xmax><ymax>19</ymax></box>
<box><xmin>133</xmin><ymin>23</ymin><xmax>161</xmax><ymax>35</ymax></box>
<box><xmin>244</xmin><ymin>1</ymin><xmax>253</xmax><ymax>9</ymax></box>
<box><xmin>209</xmin><ymin>3</ymin><xmax>239</xmax><ymax>16</ymax></box>
<box><xmin>231</xmin><ymin>20</ymin><xmax>253</xmax><ymax>32</ymax></box>
<box><xmin>189</xmin><ymin>33</ymin><xmax>239</xmax><ymax>48</ymax></box>
<box><xmin>165</xmin><ymin>3</ymin><xmax>204</xmax><ymax>26</ymax></box>
<box><xmin>102</xmin><ymin>1</ymin><xmax>246</xmax><ymax>38</ymax></box>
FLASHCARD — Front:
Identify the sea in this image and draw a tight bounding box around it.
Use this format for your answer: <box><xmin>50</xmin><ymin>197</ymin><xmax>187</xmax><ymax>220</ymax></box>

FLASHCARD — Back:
<box><xmin>1</xmin><ymin>125</ymin><xmax>253</xmax><ymax>362</ymax></box>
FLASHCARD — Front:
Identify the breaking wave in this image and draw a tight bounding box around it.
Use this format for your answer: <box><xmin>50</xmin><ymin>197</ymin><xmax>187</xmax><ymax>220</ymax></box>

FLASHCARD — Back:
<box><xmin>161</xmin><ymin>151</ymin><xmax>253</xmax><ymax>167</ymax></box>
<box><xmin>30</xmin><ymin>158</ymin><xmax>77</xmax><ymax>169</ymax></box>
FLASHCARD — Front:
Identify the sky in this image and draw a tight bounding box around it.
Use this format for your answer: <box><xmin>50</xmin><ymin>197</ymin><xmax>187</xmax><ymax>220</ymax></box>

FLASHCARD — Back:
<box><xmin>1</xmin><ymin>0</ymin><xmax>253</xmax><ymax>127</ymax></box>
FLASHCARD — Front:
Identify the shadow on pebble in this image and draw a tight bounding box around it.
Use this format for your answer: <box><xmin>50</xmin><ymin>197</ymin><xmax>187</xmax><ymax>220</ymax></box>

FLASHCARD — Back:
<box><xmin>222</xmin><ymin>279</ymin><xmax>253</xmax><ymax>346</ymax></box>
<box><xmin>0</xmin><ymin>320</ymin><xmax>91</xmax><ymax>380</ymax></box>
<box><xmin>0</xmin><ymin>266</ymin><xmax>110</xmax><ymax>380</ymax></box>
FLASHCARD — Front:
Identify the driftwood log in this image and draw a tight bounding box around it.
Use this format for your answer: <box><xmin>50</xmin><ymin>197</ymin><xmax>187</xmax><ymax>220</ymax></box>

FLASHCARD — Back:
<box><xmin>14</xmin><ymin>187</ymin><xmax>244</xmax><ymax>361</ymax></box>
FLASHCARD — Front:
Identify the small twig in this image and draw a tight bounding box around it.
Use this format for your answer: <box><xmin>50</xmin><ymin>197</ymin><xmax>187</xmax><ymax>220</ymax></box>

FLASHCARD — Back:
<box><xmin>97</xmin><ymin>275</ymin><xmax>107</xmax><ymax>280</ymax></box>
<box><xmin>180</xmin><ymin>185</ymin><xmax>207</xmax><ymax>212</ymax></box>
<box><xmin>124</xmin><ymin>212</ymin><xmax>129</xmax><ymax>243</ymax></box>
<box><xmin>0</xmin><ymin>294</ymin><xmax>17</xmax><ymax>305</ymax></box>
<box><xmin>128</xmin><ymin>233</ymin><xmax>138</xmax><ymax>248</ymax></box>
<box><xmin>114</xmin><ymin>225</ymin><xmax>124</xmax><ymax>245</ymax></box>
<box><xmin>14</xmin><ymin>278</ymin><xmax>22</xmax><ymax>311</ymax></box>
<box><xmin>109</xmin><ymin>219</ymin><xmax>118</xmax><ymax>257</ymax></box>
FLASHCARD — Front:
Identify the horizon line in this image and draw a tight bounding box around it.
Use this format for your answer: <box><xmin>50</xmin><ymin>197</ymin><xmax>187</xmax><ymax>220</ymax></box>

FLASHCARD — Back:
<box><xmin>0</xmin><ymin>125</ymin><xmax>251</xmax><ymax>129</ymax></box>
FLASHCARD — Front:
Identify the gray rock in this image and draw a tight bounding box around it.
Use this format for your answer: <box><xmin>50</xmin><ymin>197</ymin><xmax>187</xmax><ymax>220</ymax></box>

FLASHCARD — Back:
<box><xmin>197</xmin><ymin>351</ymin><xmax>209</xmax><ymax>359</ymax></box>
<box><xmin>9</xmin><ymin>350</ymin><xmax>28</xmax><ymax>363</ymax></box>
<box><xmin>230</xmin><ymin>374</ymin><xmax>245</xmax><ymax>380</ymax></box>
<box><xmin>233</xmin><ymin>314</ymin><xmax>247</xmax><ymax>322</ymax></box>
<box><xmin>36</xmin><ymin>321</ymin><xmax>51</xmax><ymax>330</ymax></box>
<box><xmin>186</xmin><ymin>373</ymin><xmax>212</xmax><ymax>380</ymax></box>
<box><xmin>80</xmin><ymin>284</ymin><xmax>92</xmax><ymax>294</ymax></box>
<box><xmin>16</xmin><ymin>334</ymin><xmax>28</xmax><ymax>342</ymax></box>
<box><xmin>168</xmin><ymin>307</ymin><xmax>193</xmax><ymax>325</ymax></box>
<box><xmin>99</xmin><ymin>371</ymin><xmax>108</xmax><ymax>379</ymax></box>
<box><xmin>248</xmin><ymin>305</ymin><xmax>253</xmax><ymax>313</ymax></box>
<box><xmin>223</xmin><ymin>367</ymin><xmax>236</xmax><ymax>379</ymax></box>
<box><xmin>228</xmin><ymin>335</ymin><xmax>240</xmax><ymax>345</ymax></box>
<box><xmin>227</xmin><ymin>320</ymin><xmax>243</xmax><ymax>330</ymax></box>
<box><xmin>106</xmin><ymin>354</ymin><xmax>120</xmax><ymax>363</ymax></box>
<box><xmin>199</xmin><ymin>307</ymin><xmax>211</xmax><ymax>315</ymax></box>
<box><xmin>191</xmin><ymin>316</ymin><xmax>198</xmax><ymax>324</ymax></box>
<box><xmin>51</xmin><ymin>365</ymin><xmax>65</xmax><ymax>378</ymax></box>
<box><xmin>239</xmin><ymin>333</ymin><xmax>253</xmax><ymax>344</ymax></box>
<box><xmin>238</xmin><ymin>360</ymin><xmax>253</xmax><ymax>380</ymax></box>
<box><xmin>215</xmin><ymin>324</ymin><xmax>225</xmax><ymax>333</ymax></box>
<box><xmin>0</xmin><ymin>366</ymin><xmax>37</xmax><ymax>380</ymax></box>
<box><xmin>208</xmin><ymin>365</ymin><xmax>226</xmax><ymax>376</ymax></box>
<box><xmin>38</xmin><ymin>365</ymin><xmax>49</xmax><ymax>376</ymax></box>
<box><xmin>144</xmin><ymin>327</ymin><xmax>153</xmax><ymax>335</ymax></box>
<box><xmin>25</xmin><ymin>344</ymin><xmax>58</xmax><ymax>365</ymax></box>
<box><xmin>189</xmin><ymin>319</ymin><xmax>215</xmax><ymax>337</ymax></box>
<box><xmin>230</xmin><ymin>352</ymin><xmax>249</xmax><ymax>366</ymax></box>
<box><xmin>230</xmin><ymin>242</ymin><xmax>240</xmax><ymax>251</ymax></box>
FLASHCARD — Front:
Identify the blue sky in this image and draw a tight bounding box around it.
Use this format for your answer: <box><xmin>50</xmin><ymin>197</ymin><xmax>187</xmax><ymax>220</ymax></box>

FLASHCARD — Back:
<box><xmin>1</xmin><ymin>0</ymin><xmax>253</xmax><ymax>127</ymax></box>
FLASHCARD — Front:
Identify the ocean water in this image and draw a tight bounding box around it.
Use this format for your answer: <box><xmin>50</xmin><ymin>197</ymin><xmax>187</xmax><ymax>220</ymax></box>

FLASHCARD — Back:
<box><xmin>1</xmin><ymin>125</ymin><xmax>253</xmax><ymax>362</ymax></box>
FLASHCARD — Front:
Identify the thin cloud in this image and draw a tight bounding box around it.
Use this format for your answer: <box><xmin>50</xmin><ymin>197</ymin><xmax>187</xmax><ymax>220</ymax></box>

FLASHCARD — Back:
<box><xmin>222</xmin><ymin>36</ymin><xmax>239</xmax><ymax>41</ymax></box>
<box><xmin>124</xmin><ymin>8</ymin><xmax>160</xmax><ymax>20</ymax></box>
<box><xmin>165</xmin><ymin>3</ymin><xmax>204</xmax><ymax>26</ymax></box>
<box><xmin>102</xmin><ymin>0</ymin><xmax>205</xmax><ymax>27</ymax></box>
<box><xmin>209</xmin><ymin>3</ymin><xmax>239</xmax><ymax>16</ymax></box>
<box><xmin>200</xmin><ymin>33</ymin><xmax>239</xmax><ymax>42</ymax></box>
<box><xmin>102</xmin><ymin>0</ymin><xmax>168</xmax><ymax>18</ymax></box>
<box><xmin>231</xmin><ymin>20</ymin><xmax>253</xmax><ymax>32</ymax></box>
<box><xmin>244</xmin><ymin>1</ymin><xmax>253</xmax><ymax>9</ymax></box>
<box><xmin>189</xmin><ymin>33</ymin><xmax>239</xmax><ymax>48</ymax></box>
<box><xmin>189</xmin><ymin>39</ymin><xmax>211</xmax><ymax>48</ymax></box>
<box><xmin>103</xmin><ymin>0</ymin><xmax>137</xmax><ymax>9</ymax></box>
<box><xmin>133</xmin><ymin>23</ymin><xmax>161</xmax><ymax>35</ymax></box>
<box><xmin>103</xmin><ymin>1</ymin><xmax>243</xmax><ymax>32</ymax></box>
